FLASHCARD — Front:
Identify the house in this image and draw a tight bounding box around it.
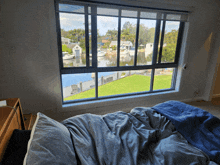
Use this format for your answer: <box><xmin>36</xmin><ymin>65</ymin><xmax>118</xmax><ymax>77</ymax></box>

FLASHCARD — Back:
<box><xmin>145</xmin><ymin>43</ymin><xmax>154</xmax><ymax>58</ymax></box>
<box><xmin>145</xmin><ymin>43</ymin><xmax>168</xmax><ymax>58</ymax></box>
<box><xmin>110</xmin><ymin>41</ymin><xmax>133</xmax><ymax>50</ymax></box>
<box><xmin>72</xmin><ymin>44</ymin><xmax>82</xmax><ymax>57</ymax></box>
<box><xmin>101</xmin><ymin>36</ymin><xmax>110</xmax><ymax>44</ymax></box>
<box><xmin>0</xmin><ymin>0</ymin><xmax>220</xmax><ymax>121</ymax></box>
<box><xmin>102</xmin><ymin>39</ymin><xmax>109</xmax><ymax>44</ymax></box>
<box><xmin>61</xmin><ymin>37</ymin><xmax>71</xmax><ymax>45</ymax></box>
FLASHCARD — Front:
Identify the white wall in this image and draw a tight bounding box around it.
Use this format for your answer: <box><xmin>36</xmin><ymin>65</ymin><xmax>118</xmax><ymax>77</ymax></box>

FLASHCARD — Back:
<box><xmin>0</xmin><ymin>0</ymin><xmax>219</xmax><ymax>121</ymax></box>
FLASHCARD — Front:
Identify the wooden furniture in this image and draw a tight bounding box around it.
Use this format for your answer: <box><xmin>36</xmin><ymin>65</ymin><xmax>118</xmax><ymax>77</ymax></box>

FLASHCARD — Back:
<box><xmin>0</xmin><ymin>98</ymin><xmax>25</xmax><ymax>161</ymax></box>
<box><xmin>24</xmin><ymin>114</ymin><xmax>37</xmax><ymax>130</ymax></box>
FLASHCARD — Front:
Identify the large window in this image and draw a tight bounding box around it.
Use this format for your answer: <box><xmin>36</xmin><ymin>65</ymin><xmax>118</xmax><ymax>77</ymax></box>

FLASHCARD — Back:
<box><xmin>55</xmin><ymin>1</ymin><xmax>188</xmax><ymax>104</ymax></box>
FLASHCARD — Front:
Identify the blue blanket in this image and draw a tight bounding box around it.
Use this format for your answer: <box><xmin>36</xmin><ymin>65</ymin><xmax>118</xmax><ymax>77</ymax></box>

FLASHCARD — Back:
<box><xmin>152</xmin><ymin>101</ymin><xmax>220</xmax><ymax>164</ymax></box>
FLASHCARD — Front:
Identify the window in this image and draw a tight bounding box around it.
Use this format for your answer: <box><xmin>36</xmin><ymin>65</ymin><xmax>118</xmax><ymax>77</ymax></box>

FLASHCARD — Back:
<box><xmin>55</xmin><ymin>1</ymin><xmax>188</xmax><ymax>104</ymax></box>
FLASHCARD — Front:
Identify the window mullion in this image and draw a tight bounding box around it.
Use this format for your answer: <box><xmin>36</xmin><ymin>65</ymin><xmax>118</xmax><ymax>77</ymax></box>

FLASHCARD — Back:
<box><xmin>134</xmin><ymin>11</ymin><xmax>140</xmax><ymax>66</ymax></box>
<box><xmin>150</xmin><ymin>69</ymin><xmax>155</xmax><ymax>92</ymax></box>
<box><xmin>150</xmin><ymin>18</ymin><xmax>161</xmax><ymax>91</ymax></box>
<box><xmin>117</xmin><ymin>9</ymin><xmax>121</xmax><ymax>67</ymax></box>
<box><xmin>158</xmin><ymin>15</ymin><xmax>166</xmax><ymax>64</ymax></box>
<box><xmin>85</xmin><ymin>6</ymin><xmax>89</xmax><ymax>68</ymax></box>
<box><xmin>91</xmin><ymin>6</ymin><xmax>98</xmax><ymax>98</ymax></box>
<box><xmin>91</xmin><ymin>6</ymin><xmax>97</xmax><ymax>68</ymax></box>
<box><xmin>152</xmin><ymin>19</ymin><xmax>161</xmax><ymax>65</ymax></box>
<box><xmin>174</xmin><ymin>22</ymin><xmax>185</xmax><ymax>64</ymax></box>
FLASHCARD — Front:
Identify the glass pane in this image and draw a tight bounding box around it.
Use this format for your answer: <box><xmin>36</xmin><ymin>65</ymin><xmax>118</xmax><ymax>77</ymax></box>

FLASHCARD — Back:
<box><xmin>137</xmin><ymin>19</ymin><xmax>156</xmax><ymax>65</ymax></box>
<box><xmin>161</xmin><ymin>21</ymin><xmax>180</xmax><ymax>63</ymax></box>
<box><xmin>121</xmin><ymin>10</ymin><xmax>137</xmax><ymax>17</ymax></box>
<box><xmin>98</xmin><ymin>70</ymin><xmax>151</xmax><ymax>97</ymax></box>
<box><xmin>153</xmin><ymin>68</ymin><xmax>174</xmax><ymax>90</ymax></box>
<box><xmin>97</xmin><ymin>7</ymin><xmax>119</xmax><ymax>16</ymax></box>
<box><xmin>60</xmin><ymin>13</ymin><xmax>86</xmax><ymax>67</ymax></box>
<box><xmin>140</xmin><ymin>12</ymin><xmax>157</xmax><ymax>19</ymax></box>
<box><xmin>120</xmin><ymin>18</ymin><xmax>137</xmax><ymax>66</ymax></box>
<box><xmin>59</xmin><ymin>4</ymin><xmax>84</xmax><ymax>13</ymax></box>
<box><xmin>62</xmin><ymin>73</ymin><xmax>96</xmax><ymax>101</ymax></box>
<box><xmin>97</xmin><ymin>16</ymin><xmax>118</xmax><ymax>67</ymax></box>
<box><xmin>89</xmin><ymin>15</ymin><xmax>92</xmax><ymax>66</ymax></box>
<box><xmin>166</xmin><ymin>14</ymin><xmax>181</xmax><ymax>21</ymax></box>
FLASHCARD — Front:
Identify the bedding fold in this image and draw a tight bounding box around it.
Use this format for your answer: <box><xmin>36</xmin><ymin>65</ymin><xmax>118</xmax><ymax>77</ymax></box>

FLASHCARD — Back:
<box><xmin>61</xmin><ymin>107</ymin><xmax>210</xmax><ymax>165</ymax></box>
<box><xmin>152</xmin><ymin>101</ymin><xmax>220</xmax><ymax>164</ymax></box>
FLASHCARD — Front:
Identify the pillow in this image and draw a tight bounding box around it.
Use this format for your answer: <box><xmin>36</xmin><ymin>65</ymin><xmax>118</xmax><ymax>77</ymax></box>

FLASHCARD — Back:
<box><xmin>23</xmin><ymin>112</ymin><xmax>77</xmax><ymax>165</ymax></box>
<box><xmin>1</xmin><ymin>129</ymin><xmax>31</xmax><ymax>165</ymax></box>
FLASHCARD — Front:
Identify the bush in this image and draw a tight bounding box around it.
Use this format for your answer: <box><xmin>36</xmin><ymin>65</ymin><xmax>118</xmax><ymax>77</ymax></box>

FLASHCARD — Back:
<box><xmin>112</xmin><ymin>45</ymin><xmax>117</xmax><ymax>50</ymax></box>
<box><xmin>62</xmin><ymin>44</ymin><xmax>72</xmax><ymax>54</ymax></box>
<box><xmin>102</xmin><ymin>45</ymin><xmax>107</xmax><ymax>49</ymax></box>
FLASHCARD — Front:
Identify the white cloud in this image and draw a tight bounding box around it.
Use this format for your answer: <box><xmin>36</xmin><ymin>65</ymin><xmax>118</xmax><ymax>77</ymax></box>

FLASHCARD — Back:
<box><xmin>60</xmin><ymin>13</ymin><xmax>85</xmax><ymax>31</ymax></box>
<box><xmin>97</xmin><ymin>16</ymin><xmax>118</xmax><ymax>35</ymax></box>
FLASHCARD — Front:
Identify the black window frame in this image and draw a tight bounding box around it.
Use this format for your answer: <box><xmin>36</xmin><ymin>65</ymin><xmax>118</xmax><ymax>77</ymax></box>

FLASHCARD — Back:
<box><xmin>54</xmin><ymin>0</ymin><xmax>187</xmax><ymax>105</ymax></box>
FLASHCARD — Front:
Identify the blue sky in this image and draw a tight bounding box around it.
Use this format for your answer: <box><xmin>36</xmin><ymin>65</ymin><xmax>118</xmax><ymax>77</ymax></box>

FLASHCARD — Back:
<box><xmin>60</xmin><ymin>13</ymin><xmax>179</xmax><ymax>36</ymax></box>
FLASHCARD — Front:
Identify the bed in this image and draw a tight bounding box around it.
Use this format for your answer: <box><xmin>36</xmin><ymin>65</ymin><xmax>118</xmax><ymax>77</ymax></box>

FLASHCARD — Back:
<box><xmin>1</xmin><ymin>101</ymin><xmax>220</xmax><ymax>165</ymax></box>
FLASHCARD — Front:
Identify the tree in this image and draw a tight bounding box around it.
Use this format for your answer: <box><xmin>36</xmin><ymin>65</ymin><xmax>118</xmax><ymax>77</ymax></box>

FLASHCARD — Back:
<box><xmin>161</xmin><ymin>43</ymin><xmax>176</xmax><ymax>62</ymax></box>
<box><xmin>61</xmin><ymin>29</ymin><xmax>85</xmax><ymax>43</ymax></box>
<box><xmin>62</xmin><ymin>44</ymin><xmax>72</xmax><ymax>54</ymax></box>
<box><xmin>106</xmin><ymin>29</ymin><xmax>117</xmax><ymax>40</ymax></box>
<box><xmin>112</xmin><ymin>45</ymin><xmax>117</xmax><ymax>50</ymax></box>
<box><xmin>79</xmin><ymin>38</ymin><xmax>86</xmax><ymax>52</ymax></box>
<box><xmin>161</xmin><ymin>29</ymin><xmax>179</xmax><ymax>62</ymax></box>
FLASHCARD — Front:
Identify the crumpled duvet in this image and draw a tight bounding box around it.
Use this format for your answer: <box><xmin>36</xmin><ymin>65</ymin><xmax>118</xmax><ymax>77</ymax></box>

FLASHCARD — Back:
<box><xmin>61</xmin><ymin>107</ymin><xmax>214</xmax><ymax>165</ymax></box>
<box><xmin>152</xmin><ymin>101</ymin><xmax>220</xmax><ymax>164</ymax></box>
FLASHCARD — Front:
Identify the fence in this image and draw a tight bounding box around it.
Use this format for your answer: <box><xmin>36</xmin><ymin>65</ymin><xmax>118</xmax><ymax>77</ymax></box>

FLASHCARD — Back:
<box><xmin>63</xmin><ymin>70</ymin><xmax>153</xmax><ymax>98</ymax></box>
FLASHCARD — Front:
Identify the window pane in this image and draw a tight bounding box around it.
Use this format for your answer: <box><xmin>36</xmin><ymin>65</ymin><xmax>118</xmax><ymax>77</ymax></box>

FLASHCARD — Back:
<box><xmin>98</xmin><ymin>70</ymin><xmax>151</xmax><ymax>97</ymax></box>
<box><xmin>153</xmin><ymin>68</ymin><xmax>174</xmax><ymax>90</ymax></box>
<box><xmin>137</xmin><ymin>19</ymin><xmax>156</xmax><ymax>65</ymax></box>
<box><xmin>140</xmin><ymin>12</ymin><xmax>157</xmax><ymax>19</ymax></box>
<box><xmin>161</xmin><ymin>21</ymin><xmax>180</xmax><ymax>63</ymax></box>
<box><xmin>121</xmin><ymin>10</ymin><xmax>137</xmax><ymax>17</ymax></box>
<box><xmin>59</xmin><ymin>4</ymin><xmax>84</xmax><ymax>13</ymax></box>
<box><xmin>62</xmin><ymin>73</ymin><xmax>95</xmax><ymax>101</ymax></box>
<box><xmin>120</xmin><ymin>18</ymin><xmax>137</xmax><ymax>66</ymax></box>
<box><xmin>60</xmin><ymin>13</ymin><xmax>86</xmax><ymax>67</ymax></box>
<box><xmin>166</xmin><ymin>14</ymin><xmax>181</xmax><ymax>21</ymax></box>
<box><xmin>97</xmin><ymin>7</ymin><xmax>119</xmax><ymax>16</ymax></box>
<box><xmin>88</xmin><ymin>7</ymin><xmax>91</xmax><ymax>14</ymax></box>
<box><xmin>97</xmin><ymin>16</ymin><xmax>118</xmax><ymax>67</ymax></box>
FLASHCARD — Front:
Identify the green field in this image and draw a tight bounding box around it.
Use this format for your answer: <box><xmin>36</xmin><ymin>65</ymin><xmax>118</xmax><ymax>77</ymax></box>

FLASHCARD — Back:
<box><xmin>64</xmin><ymin>74</ymin><xmax>172</xmax><ymax>101</ymax></box>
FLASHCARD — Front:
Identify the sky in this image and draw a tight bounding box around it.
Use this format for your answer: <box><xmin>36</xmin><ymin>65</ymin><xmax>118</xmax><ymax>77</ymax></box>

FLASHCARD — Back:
<box><xmin>59</xmin><ymin>13</ymin><xmax>180</xmax><ymax>36</ymax></box>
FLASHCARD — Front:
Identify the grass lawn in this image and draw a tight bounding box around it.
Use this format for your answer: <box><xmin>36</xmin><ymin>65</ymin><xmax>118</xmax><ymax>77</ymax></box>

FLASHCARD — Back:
<box><xmin>64</xmin><ymin>74</ymin><xmax>172</xmax><ymax>101</ymax></box>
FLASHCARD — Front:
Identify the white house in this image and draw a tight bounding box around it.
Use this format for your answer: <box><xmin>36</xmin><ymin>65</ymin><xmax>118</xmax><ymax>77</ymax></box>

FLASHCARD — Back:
<box><xmin>145</xmin><ymin>43</ymin><xmax>154</xmax><ymax>58</ymax></box>
<box><xmin>72</xmin><ymin>44</ymin><xmax>82</xmax><ymax>57</ymax></box>
<box><xmin>110</xmin><ymin>41</ymin><xmax>133</xmax><ymax>50</ymax></box>
<box><xmin>61</xmin><ymin>37</ymin><xmax>71</xmax><ymax>45</ymax></box>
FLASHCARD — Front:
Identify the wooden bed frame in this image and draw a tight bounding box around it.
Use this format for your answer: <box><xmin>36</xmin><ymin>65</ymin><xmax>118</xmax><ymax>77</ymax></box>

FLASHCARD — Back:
<box><xmin>0</xmin><ymin>98</ymin><xmax>25</xmax><ymax>161</ymax></box>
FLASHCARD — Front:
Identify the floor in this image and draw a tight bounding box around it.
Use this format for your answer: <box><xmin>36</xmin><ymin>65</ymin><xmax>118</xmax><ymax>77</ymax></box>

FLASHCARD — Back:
<box><xmin>185</xmin><ymin>97</ymin><xmax>220</xmax><ymax>118</ymax></box>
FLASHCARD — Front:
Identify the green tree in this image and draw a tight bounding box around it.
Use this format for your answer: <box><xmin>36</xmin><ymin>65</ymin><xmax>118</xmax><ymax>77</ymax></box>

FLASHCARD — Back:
<box><xmin>161</xmin><ymin>29</ymin><xmax>179</xmax><ymax>62</ymax></box>
<box><xmin>79</xmin><ymin>38</ymin><xmax>86</xmax><ymax>52</ymax></box>
<box><xmin>112</xmin><ymin>45</ymin><xmax>117</xmax><ymax>50</ymax></box>
<box><xmin>121</xmin><ymin>21</ymin><xmax>136</xmax><ymax>44</ymax></box>
<box><xmin>62</xmin><ymin>44</ymin><xmax>72</xmax><ymax>54</ymax></box>
<box><xmin>161</xmin><ymin>43</ymin><xmax>176</xmax><ymax>62</ymax></box>
<box><xmin>106</xmin><ymin>29</ymin><xmax>118</xmax><ymax>40</ymax></box>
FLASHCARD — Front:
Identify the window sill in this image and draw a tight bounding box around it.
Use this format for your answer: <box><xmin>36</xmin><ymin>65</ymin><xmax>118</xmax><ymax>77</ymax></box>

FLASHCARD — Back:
<box><xmin>62</xmin><ymin>89</ymin><xmax>179</xmax><ymax>108</ymax></box>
